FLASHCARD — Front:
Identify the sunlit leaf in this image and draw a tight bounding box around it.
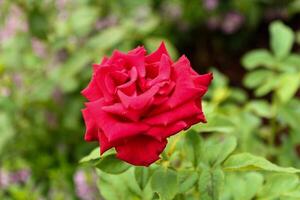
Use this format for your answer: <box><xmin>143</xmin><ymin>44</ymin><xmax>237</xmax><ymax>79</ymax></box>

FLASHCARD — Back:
<box><xmin>270</xmin><ymin>21</ymin><xmax>294</xmax><ymax>59</ymax></box>
<box><xmin>224</xmin><ymin>153</ymin><xmax>300</xmax><ymax>173</ymax></box>
<box><xmin>151</xmin><ymin>168</ymin><xmax>178</xmax><ymax>200</ymax></box>
<box><xmin>79</xmin><ymin>147</ymin><xmax>100</xmax><ymax>163</ymax></box>
<box><xmin>96</xmin><ymin>154</ymin><xmax>131</xmax><ymax>174</ymax></box>
<box><xmin>198</xmin><ymin>167</ymin><xmax>224</xmax><ymax>200</ymax></box>
<box><xmin>242</xmin><ymin>49</ymin><xmax>274</xmax><ymax>69</ymax></box>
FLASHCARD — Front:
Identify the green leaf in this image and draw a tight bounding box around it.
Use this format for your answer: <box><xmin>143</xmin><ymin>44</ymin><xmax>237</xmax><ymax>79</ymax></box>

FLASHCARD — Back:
<box><xmin>28</xmin><ymin>8</ymin><xmax>49</xmax><ymax>39</ymax></box>
<box><xmin>198</xmin><ymin>167</ymin><xmax>224</xmax><ymax>200</ymax></box>
<box><xmin>277</xmin><ymin>99</ymin><xmax>300</xmax><ymax>131</ymax></box>
<box><xmin>178</xmin><ymin>170</ymin><xmax>198</xmax><ymax>193</ymax></box>
<box><xmin>134</xmin><ymin>167</ymin><xmax>151</xmax><ymax>190</ymax></box>
<box><xmin>270</xmin><ymin>21</ymin><xmax>294</xmax><ymax>59</ymax></box>
<box><xmin>242</xmin><ymin>49</ymin><xmax>274</xmax><ymax>69</ymax></box>
<box><xmin>86</xmin><ymin>26</ymin><xmax>126</xmax><ymax>51</ymax></box>
<box><xmin>231</xmin><ymin>172</ymin><xmax>264</xmax><ymax>200</ymax></box>
<box><xmin>203</xmin><ymin>135</ymin><xmax>237</xmax><ymax>167</ymax></box>
<box><xmin>185</xmin><ymin>129</ymin><xmax>202</xmax><ymax>167</ymax></box>
<box><xmin>243</xmin><ymin>69</ymin><xmax>273</xmax><ymax>89</ymax></box>
<box><xmin>0</xmin><ymin>113</ymin><xmax>14</xmax><ymax>153</ymax></box>
<box><xmin>214</xmin><ymin>136</ymin><xmax>237</xmax><ymax>166</ymax></box>
<box><xmin>69</xmin><ymin>7</ymin><xmax>98</xmax><ymax>36</ymax></box>
<box><xmin>97</xmin><ymin>168</ymin><xmax>153</xmax><ymax>200</ymax></box>
<box><xmin>255</xmin><ymin>76</ymin><xmax>278</xmax><ymax>97</ymax></box>
<box><xmin>151</xmin><ymin>168</ymin><xmax>178</xmax><ymax>200</ymax></box>
<box><xmin>79</xmin><ymin>147</ymin><xmax>100</xmax><ymax>163</ymax></box>
<box><xmin>276</xmin><ymin>73</ymin><xmax>300</xmax><ymax>103</ymax></box>
<box><xmin>194</xmin><ymin>114</ymin><xmax>235</xmax><ymax>133</ymax></box>
<box><xmin>258</xmin><ymin>173</ymin><xmax>299</xmax><ymax>199</ymax></box>
<box><xmin>246</xmin><ymin>100</ymin><xmax>273</xmax><ymax>118</ymax></box>
<box><xmin>223</xmin><ymin>153</ymin><xmax>300</xmax><ymax>173</ymax></box>
<box><xmin>279</xmin><ymin>54</ymin><xmax>300</xmax><ymax>72</ymax></box>
<box><xmin>96</xmin><ymin>154</ymin><xmax>131</xmax><ymax>174</ymax></box>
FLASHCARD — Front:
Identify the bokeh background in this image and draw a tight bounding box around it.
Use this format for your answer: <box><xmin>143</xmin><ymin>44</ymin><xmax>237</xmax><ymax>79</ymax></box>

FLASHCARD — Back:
<box><xmin>1</xmin><ymin>0</ymin><xmax>300</xmax><ymax>199</ymax></box>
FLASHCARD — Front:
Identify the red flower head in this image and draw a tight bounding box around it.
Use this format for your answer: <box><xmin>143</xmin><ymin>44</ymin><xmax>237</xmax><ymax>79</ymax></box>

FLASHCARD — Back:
<box><xmin>81</xmin><ymin>42</ymin><xmax>212</xmax><ymax>166</ymax></box>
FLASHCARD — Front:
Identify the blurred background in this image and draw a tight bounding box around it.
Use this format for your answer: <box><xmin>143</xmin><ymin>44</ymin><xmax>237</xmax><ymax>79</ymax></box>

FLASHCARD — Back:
<box><xmin>1</xmin><ymin>0</ymin><xmax>300</xmax><ymax>199</ymax></box>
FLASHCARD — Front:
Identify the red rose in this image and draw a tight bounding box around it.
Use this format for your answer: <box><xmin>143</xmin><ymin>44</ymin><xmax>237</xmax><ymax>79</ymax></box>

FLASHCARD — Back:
<box><xmin>81</xmin><ymin>42</ymin><xmax>212</xmax><ymax>166</ymax></box>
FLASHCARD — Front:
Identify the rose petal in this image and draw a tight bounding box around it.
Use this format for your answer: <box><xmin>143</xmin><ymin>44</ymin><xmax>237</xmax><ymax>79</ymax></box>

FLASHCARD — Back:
<box><xmin>82</xmin><ymin>108</ymin><xmax>98</xmax><ymax>141</ymax></box>
<box><xmin>147</xmin><ymin>54</ymin><xmax>171</xmax><ymax>87</ymax></box>
<box><xmin>192</xmin><ymin>72</ymin><xmax>213</xmax><ymax>88</ymax></box>
<box><xmin>117</xmin><ymin>67</ymin><xmax>137</xmax><ymax>96</ymax></box>
<box><xmin>81</xmin><ymin>76</ymin><xmax>103</xmax><ymax>101</ymax></box>
<box><xmin>167</xmin><ymin>55</ymin><xmax>208</xmax><ymax>108</ymax></box>
<box><xmin>115</xmin><ymin>135</ymin><xmax>167</xmax><ymax>166</ymax></box>
<box><xmin>128</xmin><ymin>46</ymin><xmax>146</xmax><ymax>55</ymax></box>
<box><xmin>144</xmin><ymin>100</ymin><xmax>204</xmax><ymax>126</ymax></box>
<box><xmin>110</xmin><ymin>70</ymin><xmax>128</xmax><ymax>85</ymax></box>
<box><xmin>98</xmin><ymin>130</ymin><xmax>114</xmax><ymax>154</ymax></box>
<box><xmin>145</xmin><ymin>63</ymin><xmax>159</xmax><ymax>79</ymax></box>
<box><xmin>86</xmin><ymin>99</ymin><xmax>149</xmax><ymax>143</ymax></box>
<box><xmin>118</xmin><ymin>85</ymin><xmax>160</xmax><ymax>110</ymax></box>
<box><xmin>102</xmin><ymin>103</ymin><xmax>141</xmax><ymax>122</ymax></box>
<box><xmin>109</xmin><ymin>50</ymin><xmax>146</xmax><ymax>77</ymax></box>
<box><xmin>146</xmin><ymin>42</ymin><xmax>170</xmax><ymax>63</ymax></box>
<box><xmin>147</xmin><ymin>121</ymin><xmax>187</xmax><ymax>141</ymax></box>
<box><xmin>95</xmin><ymin>66</ymin><xmax>118</xmax><ymax>103</ymax></box>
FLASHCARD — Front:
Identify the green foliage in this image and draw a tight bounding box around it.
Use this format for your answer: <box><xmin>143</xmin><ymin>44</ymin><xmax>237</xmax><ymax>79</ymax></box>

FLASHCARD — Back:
<box><xmin>270</xmin><ymin>21</ymin><xmax>295</xmax><ymax>59</ymax></box>
<box><xmin>198</xmin><ymin>167</ymin><xmax>224</xmax><ymax>200</ymax></box>
<box><xmin>224</xmin><ymin>153</ymin><xmax>300</xmax><ymax>173</ymax></box>
<box><xmin>89</xmin><ymin>19</ymin><xmax>300</xmax><ymax>199</ymax></box>
<box><xmin>151</xmin><ymin>168</ymin><xmax>179</xmax><ymax>200</ymax></box>
<box><xmin>95</xmin><ymin>154</ymin><xmax>131</xmax><ymax>174</ymax></box>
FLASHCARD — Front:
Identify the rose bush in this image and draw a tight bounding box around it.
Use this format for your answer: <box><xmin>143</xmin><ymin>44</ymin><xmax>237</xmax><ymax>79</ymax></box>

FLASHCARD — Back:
<box><xmin>81</xmin><ymin>42</ymin><xmax>212</xmax><ymax>166</ymax></box>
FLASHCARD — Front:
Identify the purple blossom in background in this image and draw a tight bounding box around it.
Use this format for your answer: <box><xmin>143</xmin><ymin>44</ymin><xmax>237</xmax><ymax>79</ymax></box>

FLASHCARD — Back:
<box><xmin>12</xmin><ymin>73</ymin><xmax>23</xmax><ymax>87</ymax></box>
<box><xmin>10</xmin><ymin>169</ymin><xmax>31</xmax><ymax>184</ymax></box>
<box><xmin>0</xmin><ymin>87</ymin><xmax>11</xmax><ymax>97</ymax></box>
<box><xmin>203</xmin><ymin>0</ymin><xmax>219</xmax><ymax>11</ymax></box>
<box><xmin>221</xmin><ymin>12</ymin><xmax>244</xmax><ymax>34</ymax></box>
<box><xmin>95</xmin><ymin>15</ymin><xmax>118</xmax><ymax>31</ymax></box>
<box><xmin>31</xmin><ymin>38</ymin><xmax>47</xmax><ymax>58</ymax></box>
<box><xmin>56</xmin><ymin>0</ymin><xmax>69</xmax><ymax>19</ymax></box>
<box><xmin>0</xmin><ymin>5</ymin><xmax>27</xmax><ymax>43</ymax></box>
<box><xmin>161</xmin><ymin>3</ymin><xmax>182</xmax><ymax>20</ymax></box>
<box><xmin>52</xmin><ymin>88</ymin><xmax>64</xmax><ymax>105</ymax></box>
<box><xmin>0</xmin><ymin>169</ymin><xmax>10</xmax><ymax>188</ymax></box>
<box><xmin>0</xmin><ymin>168</ymin><xmax>31</xmax><ymax>189</ymax></box>
<box><xmin>74</xmin><ymin>169</ymin><xmax>100</xmax><ymax>200</ymax></box>
<box><xmin>45</xmin><ymin>111</ymin><xmax>58</xmax><ymax>128</ymax></box>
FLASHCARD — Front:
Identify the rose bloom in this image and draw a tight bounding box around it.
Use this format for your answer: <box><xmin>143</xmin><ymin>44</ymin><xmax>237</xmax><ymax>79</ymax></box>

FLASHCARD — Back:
<box><xmin>81</xmin><ymin>42</ymin><xmax>212</xmax><ymax>166</ymax></box>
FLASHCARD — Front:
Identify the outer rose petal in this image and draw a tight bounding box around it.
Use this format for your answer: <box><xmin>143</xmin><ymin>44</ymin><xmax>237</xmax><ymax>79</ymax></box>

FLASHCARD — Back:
<box><xmin>144</xmin><ymin>100</ymin><xmax>205</xmax><ymax>126</ymax></box>
<box><xmin>81</xmin><ymin>75</ymin><xmax>103</xmax><ymax>101</ymax></box>
<box><xmin>147</xmin><ymin>121</ymin><xmax>187</xmax><ymax>141</ymax></box>
<box><xmin>115</xmin><ymin>135</ymin><xmax>167</xmax><ymax>166</ymax></box>
<box><xmin>128</xmin><ymin>46</ymin><xmax>146</xmax><ymax>55</ymax></box>
<box><xmin>82</xmin><ymin>108</ymin><xmax>98</xmax><ymax>141</ymax></box>
<box><xmin>167</xmin><ymin>55</ymin><xmax>212</xmax><ymax>108</ymax></box>
<box><xmin>145</xmin><ymin>42</ymin><xmax>170</xmax><ymax>63</ymax></box>
<box><xmin>192</xmin><ymin>73</ymin><xmax>213</xmax><ymax>88</ymax></box>
<box><xmin>85</xmin><ymin>99</ymin><xmax>149</xmax><ymax>143</ymax></box>
<box><xmin>98</xmin><ymin>130</ymin><xmax>114</xmax><ymax>154</ymax></box>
